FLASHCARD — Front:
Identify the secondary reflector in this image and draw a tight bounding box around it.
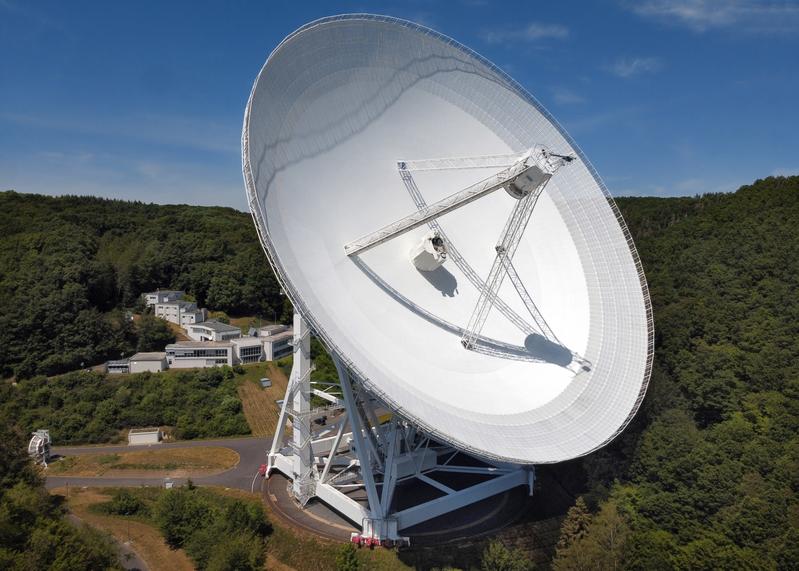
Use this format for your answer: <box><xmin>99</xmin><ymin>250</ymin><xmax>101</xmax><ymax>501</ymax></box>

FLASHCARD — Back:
<box><xmin>243</xmin><ymin>14</ymin><xmax>654</xmax><ymax>464</ymax></box>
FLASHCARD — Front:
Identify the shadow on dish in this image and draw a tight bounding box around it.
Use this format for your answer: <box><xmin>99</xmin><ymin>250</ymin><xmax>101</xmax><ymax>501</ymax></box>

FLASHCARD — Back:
<box><xmin>418</xmin><ymin>266</ymin><xmax>458</xmax><ymax>297</ymax></box>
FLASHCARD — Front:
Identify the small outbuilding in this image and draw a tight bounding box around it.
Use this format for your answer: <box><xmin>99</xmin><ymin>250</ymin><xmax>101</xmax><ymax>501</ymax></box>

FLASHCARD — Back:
<box><xmin>128</xmin><ymin>427</ymin><xmax>162</xmax><ymax>446</ymax></box>
<box><xmin>129</xmin><ymin>352</ymin><xmax>167</xmax><ymax>373</ymax></box>
<box><xmin>106</xmin><ymin>359</ymin><xmax>130</xmax><ymax>374</ymax></box>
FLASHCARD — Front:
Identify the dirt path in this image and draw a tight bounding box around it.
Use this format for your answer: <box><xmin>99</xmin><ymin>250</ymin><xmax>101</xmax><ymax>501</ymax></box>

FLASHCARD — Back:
<box><xmin>52</xmin><ymin>487</ymin><xmax>194</xmax><ymax>571</ymax></box>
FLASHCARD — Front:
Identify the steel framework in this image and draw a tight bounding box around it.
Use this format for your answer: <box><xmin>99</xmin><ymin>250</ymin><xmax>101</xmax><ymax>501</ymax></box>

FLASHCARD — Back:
<box><xmin>369</xmin><ymin>147</ymin><xmax>588</xmax><ymax>367</ymax></box>
<box><xmin>266</xmin><ymin>312</ymin><xmax>534</xmax><ymax>542</ymax></box>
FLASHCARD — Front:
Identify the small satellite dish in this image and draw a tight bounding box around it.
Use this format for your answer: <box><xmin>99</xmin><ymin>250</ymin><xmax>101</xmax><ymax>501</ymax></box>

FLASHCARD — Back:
<box><xmin>244</xmin><ymin>15</ymin><xmax>653</xmax><ymax>467</ymax></box>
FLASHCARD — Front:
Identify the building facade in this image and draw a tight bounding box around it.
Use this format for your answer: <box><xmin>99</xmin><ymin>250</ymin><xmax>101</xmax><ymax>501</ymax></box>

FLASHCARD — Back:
<box><xmin>129</xmin><ymin>352</ymin><xmax>167</xmax><ymax>373</ymax></box>
<box><xmin>232</xmin><ymin>337</ymin><xmax>264</xmax><ymax>364</ymax></box>
<box><xmin>165</xmin><ymin>341</ymin><xmax>233</xmax><ymax>368</ymax></box>
<box><xmin>259</xmin><ymin>324</ymin><xmax>294</xmax><ymax>361</ymax></box>
<box><xmin>187</xmin><ymin>320</ymin><xmax>242</xmax><ymax>342</ymax></box>
<box><xmin>106</xmin><ymin>359</ymin><xmax>130</xmax><ymax>374</ymax></box>
<box><xmin>143</xmin><ymin>290</ymin><xmax>184</xmax><ymax>307</ymax></box>
<box><xmin>154</xmin><ymin>300</ymin><xmax>207</xmax><ymax>326</ymax></box>
<box><xmin>128</xmin><ymin>428</ymin><xmax>162</xmax><ymax>445</ymax></box>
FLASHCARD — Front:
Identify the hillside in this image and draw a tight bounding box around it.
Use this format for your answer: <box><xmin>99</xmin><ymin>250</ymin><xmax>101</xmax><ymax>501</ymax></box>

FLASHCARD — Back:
<box><xmin>0</xmin><ymin>191</ymin><xmax>287</xmax><ymax>378</ymax></box>
<box><xmin>1</xmin><ymin>176</ymin><xmax>798</xmax><ymax>567</ymax></box>
<box><xmin>550</xmin><ymin>176</ymin><xmax>799</xmax><ymax>569</ymax></box>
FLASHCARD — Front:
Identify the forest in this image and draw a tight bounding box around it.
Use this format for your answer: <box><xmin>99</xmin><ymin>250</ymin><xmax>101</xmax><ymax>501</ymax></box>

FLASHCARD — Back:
<box><xmin>0</xmin><ymin>367</ymin><xmax>250</xmax><ymax>444</ymax></box>
<box><xmin>0</xmin><ymin>191</ymin><xmax>289</xmax><ymax>378</ymax></box>
<box><xmin>1</xmin><ymin>176</ymin><xmax>798</xmax><ymax>568</ymax></box>
<box><xmin>549</xmin><ymin>176</ymin><xmax>799</xmax><ymax>569</ymax></box>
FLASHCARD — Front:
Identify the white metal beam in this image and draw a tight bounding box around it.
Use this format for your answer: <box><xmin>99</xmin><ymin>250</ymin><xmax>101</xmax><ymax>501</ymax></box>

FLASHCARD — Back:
<box><xmin>320</xmin><ymin>414</ymin><xmax>348</xmax><ymax>483</ymax></box>
<box><xmin>344</xmin><ymin>156</ymin><xmax>536</xmax><ymax>256</ymax></box>
<box><xmin>398</xmin><ymin>152</ymin><xmax>521</xmax><ymax>172</ymax></box>
<box><xmin>395</xmin><ymin>468</ymin><xmax>529</xmax><ymax>530</ymax></box>
<box><xmin>416</xmin><ymin>473</ymin><xmax>457</xmax><ymax>495</ymax></box>
<box><xmin>334</xmin><ymin>354</ymin><xmax>384</xmax><ymax>519</ymax></box>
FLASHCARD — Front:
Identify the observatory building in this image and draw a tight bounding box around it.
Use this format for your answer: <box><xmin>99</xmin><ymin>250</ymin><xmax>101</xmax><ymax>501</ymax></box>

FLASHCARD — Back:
<box><xmin>243</xmin><ymin>14</ymin><xmax>653</xmax><ymax>543</ymax></box>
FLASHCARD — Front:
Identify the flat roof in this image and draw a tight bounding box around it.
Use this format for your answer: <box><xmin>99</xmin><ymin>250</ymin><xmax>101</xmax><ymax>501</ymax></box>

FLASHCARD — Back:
<box><xmin>155</xmin><ymin>300</ymin><xmax>196</xmax><ymax>308</ymax></box>
<box><xmin>130</xmin><ymin>352</ymin><xmax>166</xmax><ymax>361</ymax></box>
<box><xmin>166</xmin><ymin>341</ymin><xmax>232</xmax><ymax>349</ymax></box>
<box><xmin>129</xmin><ymin>427</ymin><xmax>161</xmax><ymax>434</ymax></box>
<box><xmin>231</xmin><ymin>336</ymin><xmax>263</xmax><ymax>346</ymax></box>
<box><xmin>259</xmin><ymin>324</ymin><xmax>289</xmax><ymax>334</ymax></box>
<box><xmin>264</xmin><ymin>331</ymin><xmax>293</xmax><ymax>343</ymax></box>
<box><xmin>190</xmin><ymin>320</ymin><xmax>240</xmax><ymax>333</ymax></box>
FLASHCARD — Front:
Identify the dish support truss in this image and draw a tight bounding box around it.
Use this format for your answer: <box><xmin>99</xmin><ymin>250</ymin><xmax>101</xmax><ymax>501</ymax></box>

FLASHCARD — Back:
<box><xmin>266</xmin><ymin>312</ymin><xmax>534</xmax><ymax>542</ymax></box>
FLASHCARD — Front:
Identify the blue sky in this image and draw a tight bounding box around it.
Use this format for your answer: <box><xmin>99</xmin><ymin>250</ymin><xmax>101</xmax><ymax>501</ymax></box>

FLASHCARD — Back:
<box><xmin>2</xmin><ymin>0</ymin><xmax>798</xmax><ymax>210</ymax></box>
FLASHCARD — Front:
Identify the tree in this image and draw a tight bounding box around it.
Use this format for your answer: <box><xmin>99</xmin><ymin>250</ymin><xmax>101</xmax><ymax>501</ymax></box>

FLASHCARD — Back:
<box><xmin>205</xmin><ymin>533</ymin><xmax>264</xmax><ymax>571</ymax></box>
<box><xmin>481</xmin><ymin>540</ymin><xmax>534</xmax><ymax>571</ymax></box>
<box><xmin>556</xmin><ymin>497</ymin><xmax>591</xmax><ymax>552</ymax></box>
<box><xmin>154</xmin><ymin>488</ymin><xmax>210</xmax><ymax>548</ymax></box>
<box><xmin>104</xmin><ymin>489</ymin><xmax>147</xmax><ymax>516</ymax></box>
<box><xmin>135</xmin><ymin>313</ymin><xmax>175</xmax><ymax>352</ymax></box>
<box><xmin>553</xmin><ymin>499</ymin><xmax>629</xmax><ymax>571</ymax></box>
<box><xmin>335</xmin><ymin>543</ymin><xmax>360</xmax><ymax>571</ymax></box>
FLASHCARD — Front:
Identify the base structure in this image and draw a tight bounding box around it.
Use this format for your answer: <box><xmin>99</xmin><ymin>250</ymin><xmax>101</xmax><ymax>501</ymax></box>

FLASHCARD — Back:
<box><xmin>266</xmin><ymin>313</ymin><xmax>535</xmax><ymax>544</ymax></box>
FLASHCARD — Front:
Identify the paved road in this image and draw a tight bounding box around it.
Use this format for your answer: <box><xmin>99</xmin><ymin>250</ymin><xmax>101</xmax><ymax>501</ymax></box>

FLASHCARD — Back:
<box><xmin>46</xmin><ymin>436</ymin><xmax>271</xmax><ymax>491</ymax></box>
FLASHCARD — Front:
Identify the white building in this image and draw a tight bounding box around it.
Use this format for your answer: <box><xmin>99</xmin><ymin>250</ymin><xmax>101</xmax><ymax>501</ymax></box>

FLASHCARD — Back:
<box><xmin>187</xmin><ymin>320</ymin><xmax>242</xmax><ymax>342</ymax></box>
<box><xmin>232</xmin><ymin>337</ymin><xmax>264</xmax><ymax>364</ymax></box>
<box><xmin>128</xmin><ymin>428</ymin><xmax>162</xmax><ymax>445</ymax></box>
<box><xmin>154</xmin><ymin>300</ymin><xmax>207</xmax><ymax>326</ymax></box>
<box><xmin>107</xmin><ymin>359</ymin><xmax>130</xmax><ymax>374</ymax></box>
<box><xmin>165</xmin><ymin>341</ymin><xmax>233</xmax><ymax>368</ymax></box>
<box><xmin>129</xmin><ymin>352</ymin><xmax>167</xmax><ymax>373</ymax></box>
<box><xmin>258</xmin><ymin>324</ymin><xmax>294</xmax><ymax>361</ymax></box>
<box><xmin>143</xmin><ymin>290</ymin><xmax>184</xmax><ymax>307</ymax></box>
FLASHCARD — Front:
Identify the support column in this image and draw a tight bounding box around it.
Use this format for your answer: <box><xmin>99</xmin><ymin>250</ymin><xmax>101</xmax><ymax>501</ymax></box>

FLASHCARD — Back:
<box><xmin>291</xmin><ymin>312</ymin><xmax>314</xmax><ymax>503</ymax></box>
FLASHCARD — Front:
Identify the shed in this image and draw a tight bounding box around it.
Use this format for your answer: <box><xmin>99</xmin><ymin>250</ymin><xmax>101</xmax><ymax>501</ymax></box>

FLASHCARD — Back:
<box><xmin>128</xmin><ymin>427</ymin><xmax>162</xmax><ymax>446</ymax></box>
<box><xmin>129</xmin><ymin>352</ymin><xmax>167</xmax><ymax>374</ymax></box>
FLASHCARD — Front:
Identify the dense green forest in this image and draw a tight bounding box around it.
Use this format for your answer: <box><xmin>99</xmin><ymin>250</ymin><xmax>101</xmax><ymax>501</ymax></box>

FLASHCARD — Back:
<box><xmin>0</xmin><ymin>191</ymin><xmax>288</xmax><ymax>378</ymax></box>
<box><xmin>550</xmin><ymin>176</ymin><xmax>799</xmax><ymax>569</ymax></box>
<box><xmin>0</xmin><ymin>367</ymin><xmax>250</xmax><ymax>444</ymax></box>
<box><xmin>1</xmin><ymin>177</ymin><xmax>798</xmax><ymax>568</ymax></box>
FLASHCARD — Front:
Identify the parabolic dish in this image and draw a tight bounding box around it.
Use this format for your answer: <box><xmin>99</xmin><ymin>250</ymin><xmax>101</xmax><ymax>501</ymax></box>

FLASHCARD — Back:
<box><xmin>243</xmin><ymin>14</ymin><xmax>653</xmax><ymax>464</ymax></box>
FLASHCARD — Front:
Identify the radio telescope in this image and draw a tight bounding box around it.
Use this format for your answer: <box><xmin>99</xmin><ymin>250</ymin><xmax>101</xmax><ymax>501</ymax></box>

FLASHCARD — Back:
<box><xmin>243</xmin><ymin>14</ymin><xmax>653</xmax><ymax>542</ymax></box>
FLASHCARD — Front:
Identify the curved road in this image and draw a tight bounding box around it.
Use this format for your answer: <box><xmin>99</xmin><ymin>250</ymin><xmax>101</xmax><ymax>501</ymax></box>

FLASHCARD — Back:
<box><xmin>46</xmin><ymin>436</ymin><xmax>271</xmax><ymax>491</ymax></box>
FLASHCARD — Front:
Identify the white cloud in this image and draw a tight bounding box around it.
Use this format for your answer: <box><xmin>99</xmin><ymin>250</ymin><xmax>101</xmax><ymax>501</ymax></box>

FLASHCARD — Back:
<box><xmin>0</xmin><ymin>111</ymin><xmax>240</xmax><ymax>155</ymax></box>
<box><xmin>562</xmin><ymin>104</ymin><xmax>647</xmax><ymax>134</ymax></box>
<box><xmin>629</xmin><ymin>0</ymin><xmax>799</xmax><ymax>33</ymax></box>
<box><xmin>480</xmin><ymin>22</ymin><xmax>569</xmax><ymax>45</ymax></box>
<box><xmin>550</xmin><ymin>86</ymin><xmax>586</xmax><ymax>105</ymax></box>
<box><xmin>604</xmin><ymin>57</ymin><xmax>662</xmax><ymax>78</ymax></box>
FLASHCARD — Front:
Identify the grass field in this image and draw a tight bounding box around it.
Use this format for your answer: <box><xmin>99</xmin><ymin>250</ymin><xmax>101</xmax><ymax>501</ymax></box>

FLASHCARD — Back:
<box><xmin>236</xmin><ymin>362</ymin><xmax>290</xmax><ymax>437</ymax></box>
<box><xmin>49</xmin><ymin>446</ymin><xmax>239</xmax><ymax>477</ymax></box>
<box><xmin>51</xmin><ymin>487</ymin><xmax>195</xmax><ymax>571</ymax></box>
<box><xmin>165</xmin><ymin>321</ymin><xmax>190</xmax><ymax>341</ymax></box>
